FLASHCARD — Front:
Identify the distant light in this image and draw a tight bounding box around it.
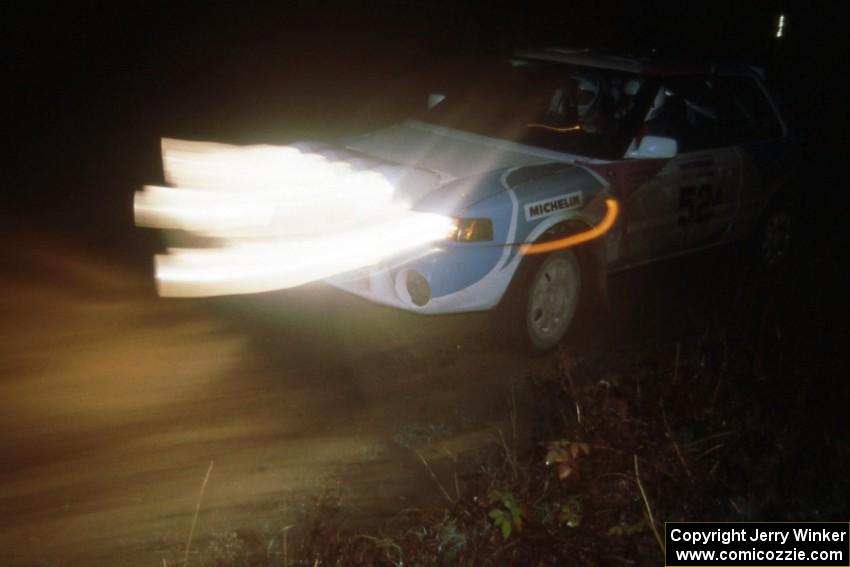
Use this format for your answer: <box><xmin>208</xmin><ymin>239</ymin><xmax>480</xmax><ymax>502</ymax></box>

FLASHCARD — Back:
<box><xmin>776</xmin><ymin>13</ymin><xmax>785</xmax><ymax>39</ymax></box>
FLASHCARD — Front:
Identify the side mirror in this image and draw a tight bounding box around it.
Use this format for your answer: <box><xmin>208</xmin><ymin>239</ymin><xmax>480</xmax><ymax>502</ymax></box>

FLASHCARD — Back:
<box><xmin>625</xmin><ymin>135</ymin><xmax>678</xmax><ymax>159</ymax></box>
<box><xmin>427</xmin><ymin>93</ymin><xmax>446</xmax><ymax>109</ymax></box>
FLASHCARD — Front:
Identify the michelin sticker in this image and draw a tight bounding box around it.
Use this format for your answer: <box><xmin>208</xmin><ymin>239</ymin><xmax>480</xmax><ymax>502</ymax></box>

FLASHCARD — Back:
<box><xmin>524</xmin><ymin>191</ymin><xmax>583</xmax><ymax>221</ymax></box>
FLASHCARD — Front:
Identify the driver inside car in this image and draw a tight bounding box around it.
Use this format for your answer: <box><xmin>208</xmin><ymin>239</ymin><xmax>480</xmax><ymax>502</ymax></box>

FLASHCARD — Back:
<box><xmin>576</xmin><ymin>75</ymin><xmax>617</xmax><ymax>136</ymax></box>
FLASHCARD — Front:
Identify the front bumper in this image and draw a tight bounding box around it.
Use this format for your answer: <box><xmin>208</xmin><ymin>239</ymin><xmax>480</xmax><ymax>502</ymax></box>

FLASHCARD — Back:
<box><xmin>325</xmin><ymin>243</ymin><xmax>522</xmax><ymax>315</ymax></box>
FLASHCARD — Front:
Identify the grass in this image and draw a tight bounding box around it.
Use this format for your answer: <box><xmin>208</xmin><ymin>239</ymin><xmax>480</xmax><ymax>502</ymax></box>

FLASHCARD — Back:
<box><xmin>187</xmin><ymin>322</ymin><xmax>848</xmax><ymax>566</ymax></box>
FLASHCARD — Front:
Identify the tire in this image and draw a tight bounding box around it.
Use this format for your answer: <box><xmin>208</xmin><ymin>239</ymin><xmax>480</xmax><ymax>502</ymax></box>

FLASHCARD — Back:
<box><xmin>511</xmin><ymin>249</ymin><xmax>582</xmax><ymax>353</ymax></box>
<box><xmin>755</xmin><ymin>204</ymin><xmax>792</xmax><ymax>272</ymax></box>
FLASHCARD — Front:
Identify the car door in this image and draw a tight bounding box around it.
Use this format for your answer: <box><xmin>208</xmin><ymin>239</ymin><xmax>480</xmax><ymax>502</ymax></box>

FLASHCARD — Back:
<box><xmin>636</xmin><ymin>76</ymin><xmax>740</xmax><ymax>254</ymax></box>
<box><xmin>674</xmin><ymin>145</ymin><xmax>739</xmax><ymax>248</ymax></box>
<box><xmin>617</xmin><ymin>149</ymin><xmax>688</xmax><ymax>264</ymax></box>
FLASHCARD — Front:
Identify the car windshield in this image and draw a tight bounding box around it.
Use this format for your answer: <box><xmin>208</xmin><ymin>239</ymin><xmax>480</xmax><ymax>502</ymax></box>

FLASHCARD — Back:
<box><xmin>419</xmin><ymin>58</ymin><xmax>654</xmax><ymax>160</ymax></box>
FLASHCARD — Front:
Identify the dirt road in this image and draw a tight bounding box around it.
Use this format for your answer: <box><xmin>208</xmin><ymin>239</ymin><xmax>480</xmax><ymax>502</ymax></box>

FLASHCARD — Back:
<box><xmin>0</xmin><ymin>230</ymin><xmax>558</xmax><ymax>565</ymax></box>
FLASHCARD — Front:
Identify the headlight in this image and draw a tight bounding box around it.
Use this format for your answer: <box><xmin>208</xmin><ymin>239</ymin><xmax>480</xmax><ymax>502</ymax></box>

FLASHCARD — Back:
<box><xmin>448</xmin><ymin>218</ymin><xmax>493</xmax><ymax>242</ymax></box>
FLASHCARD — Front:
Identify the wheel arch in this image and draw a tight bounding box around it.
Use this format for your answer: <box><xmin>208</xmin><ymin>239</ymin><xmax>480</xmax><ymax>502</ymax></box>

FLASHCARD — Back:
<box><xmin>512</xmin><ymin>218</ymin><xmax>608</xmax><ymax>308</ymax></box>
<box><xmin>493</xmin><ymin>217</ymin><xmax>610</xmax><ymax>353</ymax></box>
<box><xmin>495</xmin><ymin>217</ymin><xmax>609</xmax><ymax>332</ymax></box>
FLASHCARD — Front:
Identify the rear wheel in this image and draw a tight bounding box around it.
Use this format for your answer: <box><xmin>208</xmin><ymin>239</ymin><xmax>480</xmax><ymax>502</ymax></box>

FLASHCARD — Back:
<box><xmin>514</xmin><ymin>250</ymin><xmax>582</xmax><ymax>352</ymax></box>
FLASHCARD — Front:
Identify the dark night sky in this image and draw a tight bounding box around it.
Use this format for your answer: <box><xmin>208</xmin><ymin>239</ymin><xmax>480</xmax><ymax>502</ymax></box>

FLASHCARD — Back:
<box><xmin>4</xmin><ymin>0</ymin><xmax>846</xmax><ymax>236</ymax></box>
<box><xmin>7</xmin><ymin>1</ymin><xmax>841</xmax><ymax>118</ymax></box>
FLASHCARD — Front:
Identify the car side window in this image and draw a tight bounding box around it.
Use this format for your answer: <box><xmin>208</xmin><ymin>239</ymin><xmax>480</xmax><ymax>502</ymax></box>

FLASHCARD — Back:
<box><xmin>645</xmin><ymin>76</ymin><xmax>725</xmax><ymax>152</ymax></box>
<box><xmin>522</xmin><ymin>71</ymin><xmax>651</xmax><ymax>159</ymax></box>
<box><xmin>713</xmin><ymin>75</ymin><xmax>784</xmax><ymax>142</ymax></box>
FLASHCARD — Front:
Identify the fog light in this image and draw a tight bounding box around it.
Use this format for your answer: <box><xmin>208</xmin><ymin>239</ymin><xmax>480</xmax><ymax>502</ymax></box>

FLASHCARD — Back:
<box><xmin>397</xmin><ymin>269</ymin><xmax>431</xmax><ymax>307</ymax></box>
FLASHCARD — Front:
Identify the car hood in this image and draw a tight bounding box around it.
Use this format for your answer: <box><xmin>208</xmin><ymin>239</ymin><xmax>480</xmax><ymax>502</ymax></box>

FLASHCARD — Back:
<box><xmin>344</xmin><ymin>120</ymin><xmax>585</xmax><ymax>202</ymax></box>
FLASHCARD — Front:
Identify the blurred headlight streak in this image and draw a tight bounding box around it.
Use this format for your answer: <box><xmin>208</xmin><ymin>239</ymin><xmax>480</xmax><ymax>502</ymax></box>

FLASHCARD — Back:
<box><xmin>136</xmin><ymin>138</ymin><xmax>455</xmax><ymax>297</ymax></box>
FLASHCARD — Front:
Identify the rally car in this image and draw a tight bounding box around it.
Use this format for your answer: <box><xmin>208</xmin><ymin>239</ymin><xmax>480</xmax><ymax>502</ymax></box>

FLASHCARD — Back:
<box><xmin>325</xmin><ymin>48</ymin><xmax>797</xmax><ymax>350</ymax></box>
<box><xmin>136</xmin><ymin>48</ymin><xmax>797</xmax><ymax>352</ymax></box>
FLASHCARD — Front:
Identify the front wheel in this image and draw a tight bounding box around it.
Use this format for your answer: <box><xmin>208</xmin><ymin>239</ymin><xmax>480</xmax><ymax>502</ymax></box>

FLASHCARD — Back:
<box><xmin>514</xmin><ymin>250</ymin><xmax>582</xmax><ymax>352</ymax></box>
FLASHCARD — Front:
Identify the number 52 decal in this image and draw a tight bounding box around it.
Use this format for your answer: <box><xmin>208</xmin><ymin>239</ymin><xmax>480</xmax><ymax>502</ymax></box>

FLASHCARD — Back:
<box><xmin>678</xmin><ymin>183</ymin><xmax>719</xmax><ymax>225</ymax></box>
